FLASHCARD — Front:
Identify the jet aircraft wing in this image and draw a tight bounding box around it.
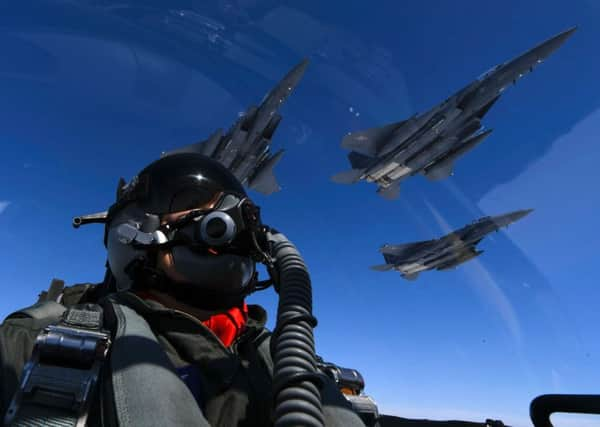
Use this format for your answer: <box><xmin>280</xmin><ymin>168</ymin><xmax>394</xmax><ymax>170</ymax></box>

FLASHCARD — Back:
<box><xmin>380</xmin><ymin>240</ymin><xmax>436</xmax><ymax>264</ymax></box>
<box><xmin>341</xmin><ymin>119</ymin><xmax>410</xmax><ymax>156</ymax></box>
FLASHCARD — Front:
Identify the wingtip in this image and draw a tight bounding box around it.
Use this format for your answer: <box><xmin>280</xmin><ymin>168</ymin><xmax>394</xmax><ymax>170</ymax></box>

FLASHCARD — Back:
<box><xmin>370</xmin><ymin>264</ymin><xmax>394</xmax><ymax>272</ymax></box>
<box><xmin>211</xmin><ymin>127</ymin><xmax>224</xmax><ymax>138</ymax></box>
<box><xmin>271</xmin><ymin>149</ymin><xmax>285</xmax><ymax>161</ymax></box>
<box><xmin>378</xmin><ymin>244</ymin><xmax>393</xmax><ymax>253</ymax></box>
<box><xmin>330</xmin><ymin>168</ymin><xmax>363</xmax><ymax>184</ymax></box>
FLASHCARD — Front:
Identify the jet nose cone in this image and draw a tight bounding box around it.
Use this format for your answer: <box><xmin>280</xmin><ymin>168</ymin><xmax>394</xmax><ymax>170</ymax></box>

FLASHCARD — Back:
<box><xmin>538</xmin><ymin>26</ymin><xmax>577</xmax><ymax>56</ymax></box>
<box><xmin>511</xmin><ymin>208</ymin><xmax>534</xmax><ymax>221</ymax></box>
<box><xmin>296</xmin><ymin>58</ymin><xmax>310</xmax><ymax>72</ymax></box>
<box><xmin>560</xmin><ymin>26</ymin><xmax>578</xmax><ymax>39</ymax></box>
<box><xmin>552</xmin><ymin>26</ymin><xmax>577</xmax><ymax>46</ymax></box>
<box><xmin>285</xmin><ymin>58</ymin><xmax>310</xmax><ymax>85</ymax></box>
<box><xmin>493</xmin><ymin>209</ymin><xmax>534</xmax><ymax>228</ymax></box>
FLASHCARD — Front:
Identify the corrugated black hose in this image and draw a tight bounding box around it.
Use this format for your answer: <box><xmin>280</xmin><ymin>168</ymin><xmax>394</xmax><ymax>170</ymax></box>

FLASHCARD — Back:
<box><xmin>268</xmin><ymin>231</ymin><xmax>325</xmax><ymax>427</ymax></box>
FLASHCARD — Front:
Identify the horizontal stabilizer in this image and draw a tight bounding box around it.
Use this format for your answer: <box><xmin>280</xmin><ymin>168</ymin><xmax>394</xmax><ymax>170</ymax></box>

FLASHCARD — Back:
<box><xmin>161</xmin><ymin>129</ymin><xmax>223</xmax><ymax>158</ymax></box>
<box><xmin>341</xmin><ymin>120</ymin><xmax>406</xmax><ymax>156</ymax></box>
<box><xmin>331</xmin><ymin>168</ymin><xmax>364</xmax><ymax>184</ymax></box>
<box><xmin>370</xmin><ymin>264</ymin><xmax>395</xmax><ymax>272</ymax></box>
<box><xmin>376</xmin><ymin>181</ymin><xmax>401</xmax><ymax>200</ymax></box>
<box><xmin>248</xmin><ymin>150</ymin><xmax>285</xmax><ymax>195</ymax></box>
<box><xmin>348</xmin><ymin>151</ymin><xmax>374</xmax><ymax>169</ymax></box>
<box><xmin>248</xmin><ymin>168</ymin><xmax>281</xmax><ymax>195</ymax></box>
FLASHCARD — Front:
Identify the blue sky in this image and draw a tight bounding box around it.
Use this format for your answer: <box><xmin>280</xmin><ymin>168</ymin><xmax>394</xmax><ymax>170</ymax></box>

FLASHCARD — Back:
<box><xmin>1</xmin><ymin>1</ymin><xmax>599</xmax><ymax>425</ymax></box>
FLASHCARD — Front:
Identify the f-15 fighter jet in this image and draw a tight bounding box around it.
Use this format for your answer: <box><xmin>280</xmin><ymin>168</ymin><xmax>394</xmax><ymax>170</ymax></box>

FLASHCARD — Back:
<box><xmin>371</xmin><ymin>209</ymin><xmax>533</xmax><ymax>280</ymax></box>
<box><xmin>163</xmin><ymin>59</ymin><xmax>309</xmax><ymax>195</ymax></box>
<box><xmin>332</xmin><ymin>27</ymin><xmax>576</xmax><ymax>199</ymax></box>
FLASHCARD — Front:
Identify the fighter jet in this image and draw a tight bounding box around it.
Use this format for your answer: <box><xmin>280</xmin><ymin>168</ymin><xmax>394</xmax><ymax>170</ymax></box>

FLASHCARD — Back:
<box><xmin>162</xmin><ymin>59</ymin><xmax>309</xmax><ymax>195</ymax></box>
<box><xmin>332</xmin><ymin>27</ymin><xmax>576</xmax><ymax>199</ymax></box>
<box><xmin>371</xmin><ymin>209</ymin><xmax>533</xmax><ymax>280</ymax></box>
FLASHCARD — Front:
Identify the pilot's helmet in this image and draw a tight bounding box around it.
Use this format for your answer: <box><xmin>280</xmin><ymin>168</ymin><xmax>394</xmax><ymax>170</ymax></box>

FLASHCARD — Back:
<box><xmin>105</xmin><ymin>153</ymin><xmax>256</xmax><ymax>308</ymax></box>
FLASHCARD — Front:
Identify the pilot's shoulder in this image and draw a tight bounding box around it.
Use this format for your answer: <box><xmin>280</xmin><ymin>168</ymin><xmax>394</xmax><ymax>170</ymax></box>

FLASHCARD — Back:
<box><xmin>1</xmin><ymin>279</ymin><xmax>102</xmax><ymax>330</ymax></box>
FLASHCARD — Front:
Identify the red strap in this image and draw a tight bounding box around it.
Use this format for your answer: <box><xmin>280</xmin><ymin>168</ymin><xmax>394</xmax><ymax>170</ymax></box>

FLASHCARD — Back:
<box><xmin>201</xmin><ymin>303</ymin><xmax>248</xmax><ymax>347</ymax></box>
<box><xmin>136</xmin><ymin>291</ymin><xmax>248</xmax><ymax>347</ymax></box>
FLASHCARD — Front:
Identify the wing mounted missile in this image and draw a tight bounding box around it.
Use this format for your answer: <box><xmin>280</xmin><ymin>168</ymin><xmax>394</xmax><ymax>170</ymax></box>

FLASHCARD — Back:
<box><xmin>422</xmin><ymin>129</ymin><xmax>492</xmax><ymax>181</ymax></box>
<box><xmin>436</xmin><ymin>249</ymin><xmax>484</xmax><ymax>270</ymax></box>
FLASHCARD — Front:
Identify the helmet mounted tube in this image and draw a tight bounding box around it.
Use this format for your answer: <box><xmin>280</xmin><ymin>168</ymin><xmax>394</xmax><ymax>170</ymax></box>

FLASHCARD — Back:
<box><xmin>268</xmin><ymin>230</ymin><xmax>324</xmax><ymax>427</ymax></box>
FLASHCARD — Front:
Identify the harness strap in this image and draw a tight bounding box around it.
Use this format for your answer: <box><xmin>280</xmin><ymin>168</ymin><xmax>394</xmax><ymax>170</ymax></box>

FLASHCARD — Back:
<box><xmin>4</xmin><ymin>304</ymin><xmax>111</xmax><ymax>427</ymax></box>
<box><xmin>253</xmin><ymin>329</ymin><xmax>274</xmax><ymax>374</ymax></box>
<box><xmin>107</xmin><ymin>300</ymin><xmax>210</xmax><ymax>427</ymax></box>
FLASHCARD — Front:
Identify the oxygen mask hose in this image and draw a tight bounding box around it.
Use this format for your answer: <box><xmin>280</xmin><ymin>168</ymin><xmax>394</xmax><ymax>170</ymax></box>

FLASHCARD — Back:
<box><xmin>268</xmin><ymin>231</ymin><xmax>325</xmax><ymax>427</ymax></box>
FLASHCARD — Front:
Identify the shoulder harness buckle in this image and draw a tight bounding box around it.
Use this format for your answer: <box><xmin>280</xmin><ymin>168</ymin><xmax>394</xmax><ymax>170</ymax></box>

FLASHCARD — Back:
<box><xmin>4</xmin><ymin>304</ymin><xmax>111</xmax><ymax>427</ymax></box>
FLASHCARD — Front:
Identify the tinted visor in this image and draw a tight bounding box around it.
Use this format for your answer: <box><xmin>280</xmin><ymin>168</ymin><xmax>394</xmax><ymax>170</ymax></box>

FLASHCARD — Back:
<box><xmin>134</xmin><ymin>153</ymin><xmax>247</xmax><ymax>214</ymax></box>
<box><xmin>169</xmin><ymin>187</ymin><xmax>222</xmax><ymax>213</ymax></box>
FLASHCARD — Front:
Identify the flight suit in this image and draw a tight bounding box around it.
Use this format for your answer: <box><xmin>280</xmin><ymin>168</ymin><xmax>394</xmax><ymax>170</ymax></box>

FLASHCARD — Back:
<box><xmin>0</xmin><ymin>285</ymin><xmax>365</xmax><ymax>426</ymax></box>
